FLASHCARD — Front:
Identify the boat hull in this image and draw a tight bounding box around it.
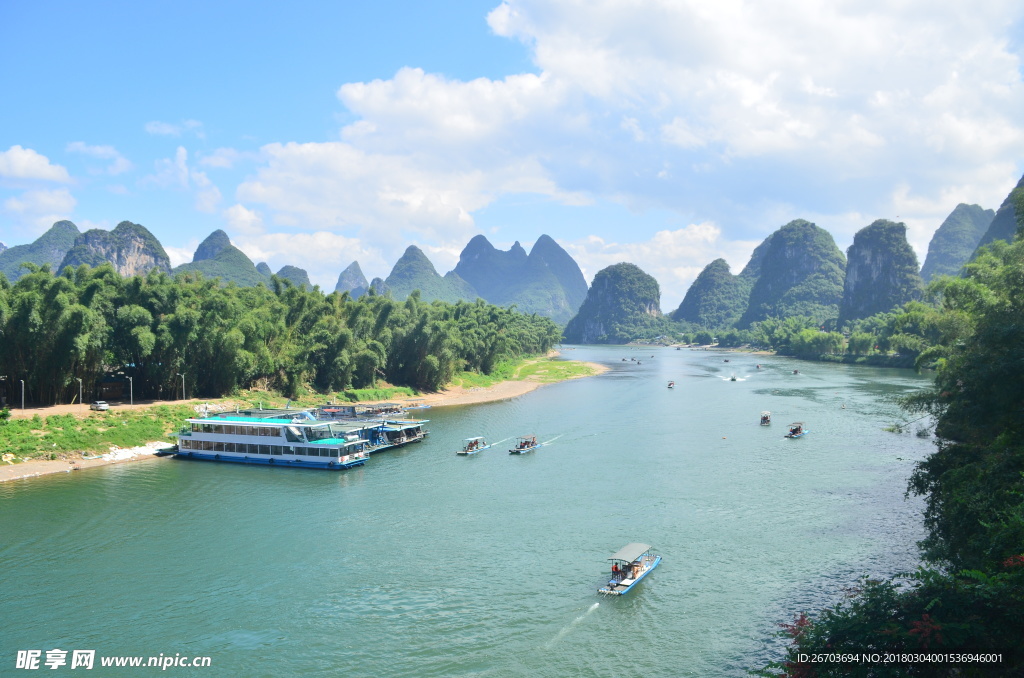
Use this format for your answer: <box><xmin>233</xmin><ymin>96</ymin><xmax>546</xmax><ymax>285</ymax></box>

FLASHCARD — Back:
<box><xmin>457</xmin><ymin>444</ymin><xmax>491</xmax><ymax>455</ymax></box>
<box><xmin>784</xmin><ymin>430</ymin><xmax>809</xmax><ymax>439</ymax></box>
<box><xmin>599</xmin><ymin>555</ymin><xmax>661</xmax><ymax>595</ymax></box>
<box><xmin>509</xmin><ymin>445</ymin><xmax>541</xmax><ymax>455</ymax></box>
<box><xmin>174</xmin><ymin>450</ymin><xmax>365</xmax><ymax>470</ymax></box>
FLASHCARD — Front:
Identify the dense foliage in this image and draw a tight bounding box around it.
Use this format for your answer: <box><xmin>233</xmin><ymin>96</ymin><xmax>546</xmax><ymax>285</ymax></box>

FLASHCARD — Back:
<box><xmin>738</xmin><ymin>219</ymin><xmax>847</xmax><ymax>328</ymax></box>
<box><xmin>761</xmin><ymin>226</ymin><xmax>1024</xmax><ymax>676</ymax></box>
<box><xmin>0</xmin><ymin>264</ymin><xmax>561</xmax><ymax>405</ymax></box>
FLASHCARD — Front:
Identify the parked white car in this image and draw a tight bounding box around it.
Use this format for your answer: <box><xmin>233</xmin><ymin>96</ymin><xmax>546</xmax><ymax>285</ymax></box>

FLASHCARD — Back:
<box><xmin>90</xmin><ymin>401</ymin><xmax>109</xmax><ymax>411</ymax></box>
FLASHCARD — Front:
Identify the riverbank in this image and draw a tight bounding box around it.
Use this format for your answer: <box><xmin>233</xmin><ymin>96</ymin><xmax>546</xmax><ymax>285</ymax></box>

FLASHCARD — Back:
<box><xmin>0</xmin><ymin>441</ymin><xmax>172</xmax><ymax>483</ymax></box>
<box><xmin>0</xmin><ymin>355</ymin><xmax>607</xmax><ymax>483</ymax></box>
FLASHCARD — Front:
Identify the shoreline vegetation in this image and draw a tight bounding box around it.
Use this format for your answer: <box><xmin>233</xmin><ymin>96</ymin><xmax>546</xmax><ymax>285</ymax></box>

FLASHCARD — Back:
<box><xmin>0</xmin><ymin>353</ymin><xmax>606</xmax><ymax>484</ymax></box>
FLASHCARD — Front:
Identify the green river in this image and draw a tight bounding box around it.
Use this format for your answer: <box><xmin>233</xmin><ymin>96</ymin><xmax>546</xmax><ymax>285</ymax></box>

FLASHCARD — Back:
<box><xmin>0</xmin><ymin>346</ymin><xmax>935</xmax><ymax>676</ymax></box>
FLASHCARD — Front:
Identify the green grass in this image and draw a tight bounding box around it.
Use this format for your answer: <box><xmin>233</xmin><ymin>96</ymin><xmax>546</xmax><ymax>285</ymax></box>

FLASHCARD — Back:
<box><xmin>0</xmin><ymin>404</ymin><xmax>195</xmax><ymax>460</ymax></box>
<box><xmin>451</xmin><ymin>359</ymin><xmax>518</xmax><ymax>389</ymax></box>
<box><xmin>514</xmin><ymin>357</ymin><xmax>597</xmax><ymax>383</ymax></box>
<box><xmin>452</xmin><ymin>356</ymin><xmax>597</xmax><ymax>388</ymax></box>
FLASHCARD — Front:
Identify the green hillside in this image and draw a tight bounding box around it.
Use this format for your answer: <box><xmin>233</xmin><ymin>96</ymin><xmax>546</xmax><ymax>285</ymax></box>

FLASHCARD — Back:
<box><xmin>0</xmin><ymin>220</ymin><xmax>80</xmax><ymax>281</ymax></box>
<box><xmin>563</xmin><ymin>262</ymin><xmax>673</xmax><ymax>343</ymax></box>
<box><xmin>276</xmin><ymin>265</ymin><xmax>312</xmax><ymax>289</ymax></box>
<box><xmin>738</xmin><ymin>219</ymin><xmax>846</xmax><ymax>328</ymax></box>
<box><xmin>670</xmin><ymin>258</ymin><xmax>747</xmax><ymax>328</ymax></box>
<box><xmin>920</xmin><ymin>203</ymin><xmax>994</xmax><ymax>282</ymax></box>
<box><xmin>385</xmin><ymin>245</ymin><xmax>477</xmax><ymax>303</ymax></box>
<box><xmin>173</xmin><ymin>230</ymin><xmax>267</xmax><ymax>286</ymax></box>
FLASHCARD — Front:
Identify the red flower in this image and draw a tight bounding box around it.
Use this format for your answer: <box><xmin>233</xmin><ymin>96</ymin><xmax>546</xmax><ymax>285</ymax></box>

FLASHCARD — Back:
<box><xmin>781</xmin><ymin>612</ymin><xmax>812</xmax><ymax>639</ymax></box>
<box><xmin>908</xmin><ymin>613</ymin><xmax>944</xmax><ymax>648</ymax></box>
<box><xmin>1002</xmin><ymin>554</ymin><xmax>1024</xmax><ymax>568</ymax></box>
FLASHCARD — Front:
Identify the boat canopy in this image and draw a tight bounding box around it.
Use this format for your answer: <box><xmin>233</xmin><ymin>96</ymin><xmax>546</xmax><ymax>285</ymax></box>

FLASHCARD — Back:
<box><xmin>464</xmin><ymin>436</ymin><xmax>484</xmax><ymax>441</ymax></box>
<box><xmin>761</xmin><ymin>411</ymin><xmax>771</xmax><ymax>416</ymax></box>
<box><xmin>789</xmin><ymin>422</ymin><xmax>804</xmax><ymax>426</ymax></box>
<box><xmin>608</xmin><ymin>543</ymin><xmax>652</xmax><ymax>563</ymax></box>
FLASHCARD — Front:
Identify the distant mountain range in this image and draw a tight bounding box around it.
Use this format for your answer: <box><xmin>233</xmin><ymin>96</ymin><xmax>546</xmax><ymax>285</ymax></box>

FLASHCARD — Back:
<box><xmin>3</xmin><ymin>171</ymin><xmax>1022</xmax><ymax>335</ymax></box>
<box><xmin>334</xmin><ymin>235</ymin><xmax>589</xmax><ymax>324</ymax></box>
<box><xmin>569</xmin><ymin>174</ymin><xmax>1018</xmax><ymax>342</ymax></box>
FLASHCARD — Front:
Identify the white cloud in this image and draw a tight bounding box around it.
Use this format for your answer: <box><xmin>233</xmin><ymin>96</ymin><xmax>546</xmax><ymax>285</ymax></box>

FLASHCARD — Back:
<box><xmin>0</xmin><ymin>145</ymin><xmax>70</xmax><ymax>182</ymax></box>
<box><xmin>3</xmin><ymin>188</ymin><xmax>76</xmax><ymax>232</ymax></box>
<box><xmin>230</xmin><ymin>0</ymin><xmax>1024</xmax><ymax>301</ymax></box>
<box><xmin>223</xmin><ymin>203</ymin><xmax>265</xmax><ymax>235</ymax></box>
<box><xmin>237</xmin><ymin>141</ymin><xmax>584</xmax><ymax>251</ymax></box>
<box><xmin>142</xmin><ymin>146</ymin><xmax>222</xmax><ymax>213</ymax></box>
<box><xmin>66</xmin><ymin>142</ymin><xmax>134</xmax><ymax>175</ymax></box>
<box><xmin>144</xmin><ymin>119</ymin><xmax>205</xmax><ymax>138</ymax></box>
<box><xmin>199</xmin><ymin>147</ymin><xmax>251</xmax><ymax>169</ymax></box>
<box><xmin>164</xmin><ymin>242</ymin><xmax>198</xmax><ymax>268</ymax></box>
<box><xmin>191</xmin><ymin>170</ymin><xmax>222</xmax><ymax>213</ymax></box>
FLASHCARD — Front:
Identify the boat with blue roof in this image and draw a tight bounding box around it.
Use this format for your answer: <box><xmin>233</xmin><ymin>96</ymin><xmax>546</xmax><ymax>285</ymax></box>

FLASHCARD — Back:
<box><xmin>174</xmin><ymin>408</ymin><xmax>374</xmax><ymax>470</ymax></box>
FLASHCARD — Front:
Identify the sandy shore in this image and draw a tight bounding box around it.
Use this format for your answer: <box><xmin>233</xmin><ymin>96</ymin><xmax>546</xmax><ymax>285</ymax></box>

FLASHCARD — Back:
<box><xmin>385</xmin><ymin>360</ymin><xmax>608</xmax><ymax>409</ymax></box>
<box><xmin>0</xmin><ymin>442</ymin><xmax>172</xmax><ymax>484</ymax></box>
<box><xmin>0</xmin><ymin>358</ymin><xmax>608</xmax><ymax>484</ymax></box>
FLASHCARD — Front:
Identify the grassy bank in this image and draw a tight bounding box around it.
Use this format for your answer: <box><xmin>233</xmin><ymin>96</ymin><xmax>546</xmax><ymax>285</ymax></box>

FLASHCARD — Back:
<box><xmin>0</xmin><ymin>404</ymin><xmax>195</xmax><ymax>460</ymax></box>
<box><xmin>0</xmin><ymin>355</ymin><xmax>598</xmax><ymax>461</ymax></box>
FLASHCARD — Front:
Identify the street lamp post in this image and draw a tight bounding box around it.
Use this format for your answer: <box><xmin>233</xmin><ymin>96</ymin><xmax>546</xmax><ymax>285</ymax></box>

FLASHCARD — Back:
<box><xmin>128</xmin><ymin>376</ymin><xmax>133</xmax><ymax>408</ymax></box>
<box><xmin>177</xmin><ymin>373</ymin><xmax>185</xmax><ymax>401</ymax></box>
<box><xmin>20</xmin><ymin>379</ymin><xmax>24</xmax><ymax>411</ymax></box>
<box><xmin>76</xmin><ymin>378</ymin><xmax>82</xmax><ymax>413</ymax></box>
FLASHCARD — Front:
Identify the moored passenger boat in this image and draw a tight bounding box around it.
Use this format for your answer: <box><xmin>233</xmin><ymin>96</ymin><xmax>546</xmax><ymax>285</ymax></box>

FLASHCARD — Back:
<box><xmin>174</xmin><ymin>408</ymin><xmax>372</xmax><ymax>470</ymax></box>
<box><xmin>598</xmin><ymin>543</ymin><xmax>661</xmax><ymax>595</ymax></box>
<box><xmin>377</xmin><ymin>418</ymin><xmax>428</xmax><ymax>449</ymax></box>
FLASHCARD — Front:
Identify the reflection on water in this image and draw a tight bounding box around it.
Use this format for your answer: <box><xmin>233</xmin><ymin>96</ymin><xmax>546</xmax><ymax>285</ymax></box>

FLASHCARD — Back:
<box><xmin>0</xmin><ymin>346</ymin><xmax>934</xmax><ymax>676</ymax></box>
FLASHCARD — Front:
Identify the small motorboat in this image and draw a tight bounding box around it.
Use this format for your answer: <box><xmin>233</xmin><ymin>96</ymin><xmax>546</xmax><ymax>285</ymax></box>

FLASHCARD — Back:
<box><xmin>760</xmin><ymin>411</ymin><xmax>771</xmax><ymax>426</ymax></box>
<box><xmin>730</xmin><ymin>374</ymin><xmax>737</xmax><ymax>381</ymax></box>
<box><xmin>785</xmin><ymin>422</ymin><xmax>808</xmax><ymax>439</ymax></box>
<box><xmin>599</xmin><ymin>543</ymin><xmax>661</xmax><ymax>595</ymax></box>
<box><xmin>456</xmin><ymin>436</ymin><xmax>490</xmax><ymax>455</ymax></box>
<box><xmin>509</xmin><ymin>435</ymin><xmax>542</xmax><ymax>454</ymax></box>
<box><xmin>667</xmin><ymin>381</ymin><xmax>675</xmax><ymax>389</ymax></box>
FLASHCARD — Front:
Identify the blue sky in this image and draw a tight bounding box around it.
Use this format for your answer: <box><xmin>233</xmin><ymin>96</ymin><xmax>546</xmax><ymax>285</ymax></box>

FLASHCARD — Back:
<box><xmin>2</xmin><ymin>0</ymin><xmax>1023</xmax><ymax>308</ymax></box>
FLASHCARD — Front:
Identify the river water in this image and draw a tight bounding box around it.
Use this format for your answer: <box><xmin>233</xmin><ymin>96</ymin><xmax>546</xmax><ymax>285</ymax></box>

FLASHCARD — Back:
<box><xmin>0</xmin><ymin>346</ymin><xmax>935</xmax><ymax>676</ymax></box>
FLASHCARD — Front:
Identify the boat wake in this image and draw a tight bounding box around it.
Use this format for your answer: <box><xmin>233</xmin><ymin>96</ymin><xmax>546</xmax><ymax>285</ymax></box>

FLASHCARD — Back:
<box><xmin>541</xmin><ymin>434</ymin><xmax>564</xmax><ymax>447</ymax></box>
<box><xmin>543</xmin><ymin>602</ymin><xmax>599</xmax><ymax>648</ymax></box>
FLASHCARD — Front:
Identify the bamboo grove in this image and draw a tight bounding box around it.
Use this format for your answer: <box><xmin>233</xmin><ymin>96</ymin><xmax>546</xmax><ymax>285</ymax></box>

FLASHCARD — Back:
<box><xmin>0</xmin><ymin>263</ymin><xmax>562</xmax><ymax>405</ymax></box>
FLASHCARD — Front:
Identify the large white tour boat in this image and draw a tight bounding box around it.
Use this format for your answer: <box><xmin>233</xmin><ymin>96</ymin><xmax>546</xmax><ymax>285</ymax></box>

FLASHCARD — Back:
<box><xmin>175</xmin><ymin>408</ymin><xmax>373</xmax><ymax>470</ymax></box>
